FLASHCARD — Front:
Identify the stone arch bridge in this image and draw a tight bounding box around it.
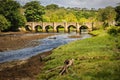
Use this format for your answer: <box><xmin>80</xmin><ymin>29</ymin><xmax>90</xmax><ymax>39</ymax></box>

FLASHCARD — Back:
<box><xmin>26</xmin><ymin>22</ymin><xmax>93</xmax><ymax>33</ymax></box>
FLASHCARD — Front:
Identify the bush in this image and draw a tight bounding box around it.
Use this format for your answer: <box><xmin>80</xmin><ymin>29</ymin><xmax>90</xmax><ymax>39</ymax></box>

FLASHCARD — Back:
<box><xmin>0</xmin><ymin>15</ymin><xmax>10</xmax><ymax>31</ymax></box>
<box><xmin>107</xmin><ymin>26</ymin><xmax>118</xmax><ymax>35</ymax></box>
<box><xmin>116</xmin><ymin>26</ymin><xmax>120</xmax><ymax>33</ymax></box>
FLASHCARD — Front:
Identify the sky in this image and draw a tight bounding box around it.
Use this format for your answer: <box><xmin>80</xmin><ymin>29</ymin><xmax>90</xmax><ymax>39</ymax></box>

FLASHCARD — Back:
<box><xmin>16</xmin><ymin>0</ymin><xmax>120</xmax><ymax>9</ymax></box>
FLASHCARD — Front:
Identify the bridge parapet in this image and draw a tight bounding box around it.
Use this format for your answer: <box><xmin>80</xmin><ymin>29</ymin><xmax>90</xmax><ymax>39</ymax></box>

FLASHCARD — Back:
<box><xmin>25</xmin><ymin>22</ymin><xmax>93</xmax><ymax>33</ymax></box>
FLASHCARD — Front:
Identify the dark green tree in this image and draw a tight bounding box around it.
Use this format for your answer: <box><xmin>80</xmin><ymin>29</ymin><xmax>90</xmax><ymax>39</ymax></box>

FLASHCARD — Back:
<box><xmin>0</xmin><ymin>0</ymin><xmax>26</xmax><ymax>31</ymax></box>
<box><xmin>97</xmin><ymin>6</ymin><xmax>116</xmax><ymax>22</ymax></box>
<box><xmin>9</xmin><ymin>12</ymin><xmax>27</xmax><ymax>30</ymax></box>
<box><xmin>97</xmin><ymin>6</ymin><xmax>116</xmax><ymax>29</ymax></box>
<box><xmin>115</xmin><ymin>5</ymin><xmax>120</xmax><ymax>26</ymax></box>
<box><xmin>46</xmin><ymin>4</ymin><xmax>59</xmax><ymax>10</ymax></box>
<box><xmin>24</xmin><ymin>1</ymin><xmax>45</xmax><ymax>22</ymax></box>
<box><xmin>0</xmin><ymin>15</ymin><xmax>10</xmax><ymax>32</ymax></box>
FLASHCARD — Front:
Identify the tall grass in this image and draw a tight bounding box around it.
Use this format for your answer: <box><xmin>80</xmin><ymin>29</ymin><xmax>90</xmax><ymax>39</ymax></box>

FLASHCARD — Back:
<box><xmin>37</xmin><ymin>30</ymin><xmax>120</xmax><ymax>80</ymax></box>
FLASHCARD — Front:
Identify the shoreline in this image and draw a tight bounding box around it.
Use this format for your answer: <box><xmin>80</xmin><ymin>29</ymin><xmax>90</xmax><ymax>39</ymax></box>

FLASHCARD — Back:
<box><xmin>0</xmin><ymin>32</ymin><xmax>55</xmax><ymax>52</ymax></box>
<box><xmin>0</xmin><ymin>32</ymin><xmax>55</xmax><ymax>80</ymax></box>
<box><xmin>0</xmin><ymin>50</ymin><xmax>53</xmax><ymax>80</ymax></box>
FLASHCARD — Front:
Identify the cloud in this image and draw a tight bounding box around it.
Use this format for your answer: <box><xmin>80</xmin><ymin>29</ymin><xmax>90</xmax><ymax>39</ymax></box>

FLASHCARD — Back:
<box><xmin>16</xmin><ymin>0</ymin><xmax>120</xmax><ymax>9</ymax></box>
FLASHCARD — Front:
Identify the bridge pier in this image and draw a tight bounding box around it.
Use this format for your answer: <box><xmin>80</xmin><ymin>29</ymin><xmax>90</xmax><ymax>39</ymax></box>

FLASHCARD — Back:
<box><xmin>30</xmin><ymin>22</ymin><xmax>35</xmax><ymax>31</ymax></box>
<box><xmin>76</xmin><ymin>23</ymin><xmax>80</xmax><ymax>33</ymax></box>
<box><xmin>42</xmin><ymin>26</ymin><xmax>46</xmax><ymax>32</ymax></box>
<box><xmin>53</xmin><ymin>27</ymin><xmax>57</xmax><ymax>33</ymax></box>
<box><xmin>64</xmin><ymin>22</ymin><xmax>68</xmax><ymax>33</ymax></box>
<box><xmin>26</xmin><ymin>22</ymin><xmax>94</xmax><ymax>33</ymax></box>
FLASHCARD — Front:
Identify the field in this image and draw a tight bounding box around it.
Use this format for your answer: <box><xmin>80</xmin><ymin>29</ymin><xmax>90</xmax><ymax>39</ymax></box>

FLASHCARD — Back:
<box><xmin>37</xmin><ymin>30</ymin><xmax>120</xmax><ymax>80</ymax></box>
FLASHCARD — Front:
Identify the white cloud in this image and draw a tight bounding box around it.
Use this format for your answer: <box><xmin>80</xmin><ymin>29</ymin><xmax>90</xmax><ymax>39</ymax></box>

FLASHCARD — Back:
<box><xmin>16</xmin><ymin>0</ymin><xmax>120</xmax><ymax>9</ymax></box>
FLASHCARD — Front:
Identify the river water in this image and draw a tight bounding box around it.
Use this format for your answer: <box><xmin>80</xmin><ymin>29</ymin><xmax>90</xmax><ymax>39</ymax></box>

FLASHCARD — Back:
<box><xmin>0</xmin><ymin>33</ymin><xmax>91</xmax><ymax>63</ymax></box>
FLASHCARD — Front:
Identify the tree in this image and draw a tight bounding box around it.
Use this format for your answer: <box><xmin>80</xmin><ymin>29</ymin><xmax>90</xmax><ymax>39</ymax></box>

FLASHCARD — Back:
<box><xmin>46</xmin><ymin>4</ymin><xmax>59</xmax><ymax>10</ymax></box>
<box><xmin>97</xmin><ymin>6</ymin><xmax>116</xmax><ymax>23</ymax></box>
<box><xmin>0</xmin><ymin>0</ymin><xmax>26</xmax><ymax>31</ymax></box>
<box><xmin>9</xmin><ymin>12</ymin><xmax>27</xmax><ymax>30</ymax></box>
<box><xmin>115</xmin><ymin>5</ymin><xmax>120</xmax><ymax>26</ymax></box>
<box><xmin>65</xmin><ymin>13</ymin><xmax>77</xmax><ymax>22</ymax></box>
<box><xmin>97</xmin><ymin>6</ymin><xmax>116</xmax><ymax>29</ymax></box>
<box><xmin>0</xmin><ymin>0</ymin><xmax>20</xmax><ymax>17</ymax></box>
<box><xmin>24</xmin><ymin>1</ymin><xmax>45</xmax><ymax>22</ymax></box>
<box><xmin>0</xmin><ymin>15</ymin><xmax>10</xmax><ymax>32</ymax></box>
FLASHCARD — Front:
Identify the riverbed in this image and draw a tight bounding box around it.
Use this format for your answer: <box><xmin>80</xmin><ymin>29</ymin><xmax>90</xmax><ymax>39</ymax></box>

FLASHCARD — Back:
<box><xmin>0</xmin><ymin>32</ymin><xmax>91</xmax><ymax>63</ymax></box>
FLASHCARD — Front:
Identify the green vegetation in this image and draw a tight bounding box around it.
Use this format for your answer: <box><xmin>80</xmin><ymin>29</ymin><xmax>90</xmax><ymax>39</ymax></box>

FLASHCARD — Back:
<box><xmin>0</xmin><ymin>0</ymin><xmax>120</xmax><ymax>32</ymax></box>
<box><xmin>37</xmin><ymin>30</ymin><xmax>120</xmax><ymax>80</ymax></box>
<box><xmin>0</xmin><ymin>15</ymin><xmax>10</xmax><ymax>32</ymax></box>
<box><xmin>115</xmin><ymin>5</ymin><xmax>120</xmax><ymax>26</ymax></box>
<box><xmin>97</xmin><ymin>7</ymin><xmax>116</xmax><ymax>23</ymax></box>
<box><xmin>0</xmin><ymin>0</ymin><xmax>26</xmax><ymax>31</ymax></box>
<box><xmin>43</xmin><ymin>7</ymin><xmax>96</xmax><ymax>23</ymax></box>
<box><xmin>24</xmin><ymin>1</ymin><xmax>45</xmax><ymax>22</ymax></box>
<box><xmin>107</xmin><ymin>26</ymin><xmax>120</xmax><ymax>35</ymax></box>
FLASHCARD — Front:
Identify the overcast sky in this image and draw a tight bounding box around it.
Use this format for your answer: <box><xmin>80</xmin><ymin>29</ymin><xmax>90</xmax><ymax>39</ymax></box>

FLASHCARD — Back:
<box><xmin>17</xmin><ymin>0</ymin><xmax>120</xmax><ymax>9</ymax></box>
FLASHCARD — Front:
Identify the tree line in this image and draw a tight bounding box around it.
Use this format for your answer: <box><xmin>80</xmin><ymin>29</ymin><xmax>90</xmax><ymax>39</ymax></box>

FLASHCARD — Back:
<box><xmin>0</xmin><ymin>0</ymin><xmax>120</xmax><ymax>32</ymax></box>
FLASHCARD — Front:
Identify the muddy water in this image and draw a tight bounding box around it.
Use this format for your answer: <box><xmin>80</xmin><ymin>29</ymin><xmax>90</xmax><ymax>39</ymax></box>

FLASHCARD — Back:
<box><xmin>0</xmin><ymin>33</ymin><xmax>92</xmax><ymax>63</ymax></box>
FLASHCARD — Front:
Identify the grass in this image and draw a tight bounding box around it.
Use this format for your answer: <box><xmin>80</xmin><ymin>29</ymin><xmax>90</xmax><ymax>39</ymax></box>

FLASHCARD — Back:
<box><xmin>37</xmin><ymin>30</ymin><xmax>120</xmax><ymax>80</ymax></box>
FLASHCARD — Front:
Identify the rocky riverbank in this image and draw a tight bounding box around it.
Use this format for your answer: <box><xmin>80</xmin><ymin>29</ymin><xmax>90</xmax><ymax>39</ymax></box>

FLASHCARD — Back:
<box><xmin>0</xmin><ymin>32</ymin><xmax>55</xmax><ymax>80</ymax></box>
<box><xmin>0</xmin><ymin>32</ymin><xmax>54</xmax><ymax>52</ymax></box>
<box><xmin>0</xmin><ymin>50</ymin><xmax>52</xmax><ymax>80</ymax></box>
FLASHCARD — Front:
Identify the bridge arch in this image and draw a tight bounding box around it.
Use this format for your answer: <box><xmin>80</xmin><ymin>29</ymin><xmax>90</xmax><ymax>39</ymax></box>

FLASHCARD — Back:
<box><xmin>34</xmin><ymin>25</ymin><xmax>42</xmax><ymax>32</ymax></box>
<box><xmin>45</xmin><ymin>25</ymin><xmax>54</xmax><ymax>33</ymax></box>
<box><xmin>79</xmin><ymin>25</ymin><xmax>88</xmax><ymax>33</ymax></box>
<box><xmin>25</xmin><ymin>22</ymin><xmax>93</xmax><ymax>33</ymax></box>
<box><xmin>56</xmin><ymin>25</ymin><xmax>65</xmax><ymax>33</ymax></box>
<box><xmin>25</xmin><ymin>25</ymin><xmax>32</xmax><ymax>31</ymax></box>
<box><xmin>68</xmin><ymin>25</ymin><xmax>77</xmax><ymax>33</ymax></box>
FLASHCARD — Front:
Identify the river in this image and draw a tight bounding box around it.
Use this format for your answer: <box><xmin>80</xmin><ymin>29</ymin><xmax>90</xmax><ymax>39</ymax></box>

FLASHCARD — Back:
<box><xmin>0</xmin><ymin>33</ymin><xmax>92</xmax><ymax>63</ymax></box>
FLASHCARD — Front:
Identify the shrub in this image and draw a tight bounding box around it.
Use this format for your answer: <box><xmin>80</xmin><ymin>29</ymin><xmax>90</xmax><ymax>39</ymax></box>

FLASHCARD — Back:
<box><xmin>116</xmin><ymin>26</ymin><xmax>120</xmax><ymax>33</ymax></box>
<box><xmin>107</xmin><ymin>26</ymin><xmax>118</xmax><ymax>35</ymax></box>
<box><xmin>0</xmin><ymin>15</ymin><xmax>10</xmax><ymax>31</ymax></box>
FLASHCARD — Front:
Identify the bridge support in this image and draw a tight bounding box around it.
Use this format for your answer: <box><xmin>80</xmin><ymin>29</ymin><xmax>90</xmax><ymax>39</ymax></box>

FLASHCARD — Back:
<box><xmin>64</xmin><ymin>22</ymin><xmax>68</xmax><ymax>33</ymax></box>
<box><xmin>26</xmin><ymin>22</ymin><xmax>94</xmax><ymax>33</ymax></box>
<box><xmin>42</xmin><ymin>26</ymin><xmax>46</xmax><ymax>32</ymax></box>
<box><xmin>31</xmin><ymin>22</ymin><xmax>35</xmax><ymax>31</ymax></box>
<box><xmin>76</xmin><ymin>23</ymin><xmax>80</xmax><ymax>33</ymax></box>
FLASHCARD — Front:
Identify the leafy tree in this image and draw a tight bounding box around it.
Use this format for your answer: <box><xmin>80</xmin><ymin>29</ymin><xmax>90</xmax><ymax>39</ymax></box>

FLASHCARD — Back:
<box><xmin>0</xmin><ymin>15</ymin><xmax>10</xmax><ymax>32</ymax></box>
<box><xmin>97</xmin><ymin>6</ymin><xmax>116</xmax><ymax>29</ymax></box>
<box><xmin>9</xmin><ymin>12</ymin><xmax>27</xmax><ymax>30</ymax></box>
<box><xmin>24</xmin><ymin>1</ymin><xmax>45</xmax><ymax>22</ymax></box>
<box><xmin>46</xmin><ymin>4</ymin><xmax>59</xmax><ymax>10</ymax></box>
<box><xmin>79</xmin><ymin>18</ymin><xmax>88</xmax><ymax>24</ymax></box>
<box><xmin>0</xmin><ymin>0</ymin><xmax>20</xmax><ymax>17</ymax></box>
<box><xmin>97</xmin><ymin>6</ymin><xmax>116</xmax><ymax>23</ymax></box>
<box><xmin>50</xmin><ymin>13</ymin><xmax>59</xmax><ymax>22</ymax></box>
<box><xmin>65</xmin><ymin>13</ymin><xmax>77</xmax><ymax>22</ymax></box>
<box><xmin>115</xmin><ymin>5</ymin><xmax>120</xmax><ymax>26</ymax></box>
<box><xmin>0</xmin><ymin>0</ymin><xmax>26</xmax><ymax>31</ymax></box>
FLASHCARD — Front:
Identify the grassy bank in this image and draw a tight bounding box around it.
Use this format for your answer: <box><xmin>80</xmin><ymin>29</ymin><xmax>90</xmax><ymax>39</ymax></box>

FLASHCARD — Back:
<box><xmin>37</xmin><ymin>30</ymin><xmax>120</xmax><ymax>80</ymax></box>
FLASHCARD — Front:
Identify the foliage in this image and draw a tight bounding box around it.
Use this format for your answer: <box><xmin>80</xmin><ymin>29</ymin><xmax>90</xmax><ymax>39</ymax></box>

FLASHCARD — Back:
<box><xmin>115</xmin><ymin>5</ymin><xmax>120</xmax><ymax>26</ymax></box>
<box><xmin>43</xmin><ymin>7</ymin><xmax>97</xmax><ymax>23</ymax></box>
<box><xmin>9</xmin><ymin>12</ymin><xmax>27</xmax><ymax>30</ymax></box>
<box><xmin>65</xmin><ymin>13</ymin><xmax>77</xmax><ymax>22</ymax></box>
<box><xmin>89</xmin><ymin>29</ymin><xmax>105</xmax><ymax>36</ymax></box>
<box><xmin>79</xmin><ymin>18</ymin><xmax>88</xmax><ymax>24</ymax></box>
<box><xmin>107</xmin><ymin>26</ymin><xmax>120</xmax><ymax>35</ymax></box>
<box><xmin>0</xmin><ymin>0</ymin><xmax>26</xmax><ymax>31</ymax></box>
<box><xmin>97</xmin><ymin>6</ymin><xmax>116</xmax><ymax>24</ymax></box>
<box><xmin>0</xmin><ymin>0</ymin><xmax>20</xmax><ymax>17</ymax></box>
<box><xmin>0</xmin><ymin>15</ymin><xmax>10</xmax><ymax>31</ymax></box>
<box><xmin>46</xmin><ymin>4</ymin><xmax>59</xmax><ymax>10</ymax></box>
<box><xmin>37</xmin><ymin>31</ymin><xmax>120</xmax><ymax>80</ymax></box>
<box><xmin>24</xmin><ymin>1</ymin><xmax>45</xmax><ymax>22</ymax></box>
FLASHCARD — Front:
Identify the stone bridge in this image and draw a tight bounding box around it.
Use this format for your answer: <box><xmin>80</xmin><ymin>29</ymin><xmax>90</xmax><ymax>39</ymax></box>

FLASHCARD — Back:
<box><xmin>26</xmin><ymin>22</ymin><xmax>93</xmax><ymax>33</ymax></box>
